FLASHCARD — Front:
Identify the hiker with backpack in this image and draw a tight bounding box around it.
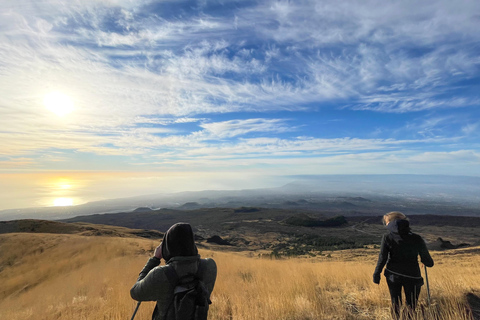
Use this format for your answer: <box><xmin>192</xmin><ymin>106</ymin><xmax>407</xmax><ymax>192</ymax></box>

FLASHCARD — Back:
<box><xmin>130</xmin><ymin>222</ymin><xmax>217</xmax><ymax>320</ymax></box>
<box><xmin>373</xmin><ymin>212</ymin><xmax>434</xmax><ymax>318</ymax></box>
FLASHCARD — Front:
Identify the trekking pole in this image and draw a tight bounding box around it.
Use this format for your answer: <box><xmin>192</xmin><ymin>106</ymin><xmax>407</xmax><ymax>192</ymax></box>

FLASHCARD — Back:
<box><xmin>424</xmin><ymin>265</ymin><xmax>431</xmax><ymax>306</ymax></box>
<box><xmin>130</xmin><ymin>301</ymin><xmax>141</xmax><ymax>320</ymax></box>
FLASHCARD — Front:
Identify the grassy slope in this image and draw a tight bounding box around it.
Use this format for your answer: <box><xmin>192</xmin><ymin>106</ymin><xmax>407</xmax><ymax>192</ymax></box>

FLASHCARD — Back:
<box><xmin>0</xmin><ymin>232</ymin><xmax>479</xmax><ymax>320</ymax></box>
<box><xmin>0</xmin><ymin>219</ymin><xmax>164</xmax><ymax>239</ymax></box>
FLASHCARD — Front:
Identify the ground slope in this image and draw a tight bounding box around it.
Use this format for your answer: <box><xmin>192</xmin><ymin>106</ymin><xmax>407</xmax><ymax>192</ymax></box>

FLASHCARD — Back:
<box><xmin>0</xmin><ymin>231</ymin><xmax>479</xmax><ymax>320</ymax></box>
<box><xmin>0</xmin><ymin>219</ymin><xmax>163</xmax><ymax>239</ymax></box>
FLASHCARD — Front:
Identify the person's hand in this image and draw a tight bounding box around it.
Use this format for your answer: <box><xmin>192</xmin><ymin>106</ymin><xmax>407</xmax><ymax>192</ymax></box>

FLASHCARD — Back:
<box><xmin>154</xmin><ymin>244</ymin><xmax>162</xmax><ymax>260</ymax></box>
<box><xmin>373</xmin><ymin>274</ymin><xmax>381</xmax><ymax>284</ymax></box>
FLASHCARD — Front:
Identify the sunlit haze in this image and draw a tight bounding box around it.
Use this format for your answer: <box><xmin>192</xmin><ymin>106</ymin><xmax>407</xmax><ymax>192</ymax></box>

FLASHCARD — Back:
<box><xmin>53</xmin><ymin>197</ymin><xmax>73</xmax><ymax>206</ymax></box>
<box><xmin>1</xmin><ymin>0</ymin><xmax>479</xmax><ymax>211</ymax></box>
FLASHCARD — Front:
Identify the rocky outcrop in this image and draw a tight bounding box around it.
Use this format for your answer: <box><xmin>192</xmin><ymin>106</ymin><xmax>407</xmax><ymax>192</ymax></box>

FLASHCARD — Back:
<box><xmin>428</xmin><ymin>237</ymin><xmax>470</xmax><ymax>250</ymax></box>
<box><xmin>206</xmin><ymin>235</ymin><xmax>231</xmax><ymax>245</ymax></box>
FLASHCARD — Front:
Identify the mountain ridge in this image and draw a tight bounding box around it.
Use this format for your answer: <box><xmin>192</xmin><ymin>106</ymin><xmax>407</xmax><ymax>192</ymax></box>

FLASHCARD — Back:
<box><xmin>2</xmin><ymin>174</ymin><xmax>480</xmax><ymax>221</ymax></box>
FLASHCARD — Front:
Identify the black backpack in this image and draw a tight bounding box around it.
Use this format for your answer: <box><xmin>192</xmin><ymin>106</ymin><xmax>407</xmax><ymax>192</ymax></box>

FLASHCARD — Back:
<box><xmin>163</xmin><ymin>262</ymin><xmax>211</xmax><ymax>320</ymax></box>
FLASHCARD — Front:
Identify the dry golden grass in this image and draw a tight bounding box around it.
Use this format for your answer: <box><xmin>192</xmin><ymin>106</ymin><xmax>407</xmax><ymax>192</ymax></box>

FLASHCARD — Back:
<box><xmin>0</xmin><ymin>233</ymin><xmax>478</xmax><ymax>320</ymax></box>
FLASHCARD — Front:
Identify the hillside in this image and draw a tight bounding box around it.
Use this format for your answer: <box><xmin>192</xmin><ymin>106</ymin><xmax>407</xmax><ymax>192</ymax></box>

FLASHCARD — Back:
<box><xmin>0</xmin><ymin>219</ymin><xmax>163</xmax><ymax>239</ymax></box>
<box><xmin>61</xmin><ymin>208</ymin><xmax>480</xmax><ymax>256</ymax></box>
<box><xmin>0</xmin><ymin>232</ymin><xmax>479</xmax><ymax>320</ymax></box>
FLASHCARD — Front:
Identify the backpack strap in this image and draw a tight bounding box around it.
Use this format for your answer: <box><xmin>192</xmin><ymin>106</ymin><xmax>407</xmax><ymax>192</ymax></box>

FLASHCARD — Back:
<box><xmin>196</xmin><ymin>259</ymin><xmax>204</xmax><ymax>278</ymax></box>
<box><xmin>163</xmin><ymin>265</ymin><xmax>179</xmax><ymax>288</ymax></box>
<box><xmin>194</xmin><ymin>260</ymin><xmax>212</xmax><ymax>305</ymax></box>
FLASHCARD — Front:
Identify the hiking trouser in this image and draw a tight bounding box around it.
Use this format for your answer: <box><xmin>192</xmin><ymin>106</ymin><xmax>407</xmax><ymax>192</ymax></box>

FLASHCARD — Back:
<box><xmin>385</xmin><ymin>272</ymin><xmax>422</xmax><ymax>317</ymax></box>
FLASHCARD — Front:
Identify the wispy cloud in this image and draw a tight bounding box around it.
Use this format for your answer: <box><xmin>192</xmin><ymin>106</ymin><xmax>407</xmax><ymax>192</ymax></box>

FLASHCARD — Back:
<box><xmin>199</xmin><ymin>118</ymin><xmax>292</xmax><ymax>138</ymax></box>
<box><xmin>0</xmin><ymin>157</ymin><xmax>37</xmax><ymax>168</ymax></box>
<box><xmin>179</xmin><ymin>136</ymin><xmax>460</xmax><ymax>159</ymax></box>
<box><xmin>147</xmin><ymin>149</ymin><xmax>480</xmax><ymax>178</ymax></box>
<box><xmin>0</xmin><ymin>0</ymin><xmax>479</xmax><ymax>179</ymax></box>
<box><xmin>462</xmin><ymin>123</ymin><xmax>479</xmax><ymax>136</ymax></box>
<box><xmin>2</xmin><ymin>0</ymin><xmax>478</xmax><ymax>122</ymax></box>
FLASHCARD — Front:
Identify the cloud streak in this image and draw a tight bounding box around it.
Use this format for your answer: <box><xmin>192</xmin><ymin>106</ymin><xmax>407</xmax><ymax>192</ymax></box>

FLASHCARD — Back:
<box><xmin>0</xmin><ymin>0</ymin><xmax>479</xmax><ymax>180</ymax></box>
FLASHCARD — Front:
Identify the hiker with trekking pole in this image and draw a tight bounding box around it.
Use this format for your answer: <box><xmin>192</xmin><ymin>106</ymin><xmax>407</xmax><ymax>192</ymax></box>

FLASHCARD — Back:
<box><xmin>130</xmin><ymin>223</ymin><xmax>217</xmax><ymax>320</ymax></box>
<box><xmin>373</xmin><ymin>212</ymin><xmax>434</xmax><ymax>319</ymax></box>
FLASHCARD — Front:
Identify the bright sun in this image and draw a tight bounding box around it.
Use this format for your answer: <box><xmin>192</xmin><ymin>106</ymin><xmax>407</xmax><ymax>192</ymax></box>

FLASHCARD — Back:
<box><xmin>53</xmin><ymin>198</ymin><xmax>73</xmax><ymax>206</ymax></box>
<box><xmin>44</xmin><ymin>91</ymin><xmax>74</xmax><ymax>116</ymax></box>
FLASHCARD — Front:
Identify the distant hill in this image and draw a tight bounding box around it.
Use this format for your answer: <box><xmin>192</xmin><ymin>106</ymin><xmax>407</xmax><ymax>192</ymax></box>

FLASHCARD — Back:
<box><xmin>348</xmin><ymin>214</ymin><xmax>480</xmax><ymax>228</ymax></box>
<box><xmin>132</xmin><ymin>207</ymin><xmax>154</xmax><ymax>212</ymax></box>
<box><xmin>179</xmin><ymin>202</ymin><xmax>202</xmax><ymax>209</ymax></box>
<box><xmin>2</xmin><ymin>174</ymin><xmax>480</xmax><ymax>221</ymax></box>
<box><xmin>61</xmin><ymin>207</ymin><xmax>294</xmax><ymax>232</ymax></box>
<box><xmin>0</xmin><ymin>219</ymin><xmax>163</xmax><ymax>239</ymax></box>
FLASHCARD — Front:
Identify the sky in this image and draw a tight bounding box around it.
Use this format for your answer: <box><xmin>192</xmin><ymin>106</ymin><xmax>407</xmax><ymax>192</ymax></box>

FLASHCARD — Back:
<box><xmin>1</xmin><ymin>0</ymin><xmax>480</xmax><ymax>210</ymax></box>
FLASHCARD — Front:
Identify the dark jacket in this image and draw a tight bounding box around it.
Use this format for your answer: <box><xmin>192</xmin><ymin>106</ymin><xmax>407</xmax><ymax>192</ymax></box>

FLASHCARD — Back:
<box><xmin>130</xmin><ymin>223</ymin><xmax>217</xmax><ymax>320</ymax></box>
<box><xmin>373</xmin><ymin>219</ymin><xmax>433</xmax><ymax>283</ymax></box>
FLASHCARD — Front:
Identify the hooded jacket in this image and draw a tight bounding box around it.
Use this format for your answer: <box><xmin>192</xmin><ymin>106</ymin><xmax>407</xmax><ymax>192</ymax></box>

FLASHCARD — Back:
<box><xmin>373</xmin><ymin>219</ymin><xmax>433</xmax><ymax>283</ymax></box>
<box><xmin>130</xmin><ymin>223</ymin><xmax>217</xmax><ymax>320</ymax></box>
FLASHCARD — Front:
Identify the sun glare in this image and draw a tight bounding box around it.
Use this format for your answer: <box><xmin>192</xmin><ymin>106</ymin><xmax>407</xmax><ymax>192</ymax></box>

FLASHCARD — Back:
<box><xmin>44</xmin><ymin>91</ymin><xmax>74</xmax><ymax>116</ymax></box>
<box><xmin>53</xmin><ymin>198</ymin><xmax>73</xmax><ymax>206</ymax></box>
<box><xmin>54</xmin><ymin>178</ymin><xmax>74</xmax><ymax>190</ymax></box>
<box><xmin>59</xmin><ymin>182</ymin><xmax>71</xmax><ymax>189</ymax></box>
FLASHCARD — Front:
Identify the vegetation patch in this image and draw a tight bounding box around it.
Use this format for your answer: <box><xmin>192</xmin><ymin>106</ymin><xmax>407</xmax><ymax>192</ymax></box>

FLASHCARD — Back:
<box><xmin>268</xmin><ymin>233</ymin><xmax>377</xmax><ymax>257</ymax></box>
<box><xmin>284</xmin><ymin>214</ymin><xmax>347</xmax><ymax>227</ymax></box>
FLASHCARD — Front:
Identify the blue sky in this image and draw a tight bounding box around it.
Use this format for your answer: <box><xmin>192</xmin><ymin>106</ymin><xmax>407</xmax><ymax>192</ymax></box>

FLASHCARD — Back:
<box><xmin>1</xmin><ymin>0</ymin><xmax>480</xmax><ymax>209</ymax></box>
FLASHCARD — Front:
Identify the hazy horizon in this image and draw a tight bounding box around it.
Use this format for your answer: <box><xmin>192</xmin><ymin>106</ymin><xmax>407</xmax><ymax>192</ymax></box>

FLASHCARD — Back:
<box><xmin>2</xmin><ymin>174</ymin><xmax>480</xmax><ymax>216</ymax></box>
<box><xmin>0</xmin><ymin>171</ymin><xmax>292</xmax><ymax>211</ymax></box>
